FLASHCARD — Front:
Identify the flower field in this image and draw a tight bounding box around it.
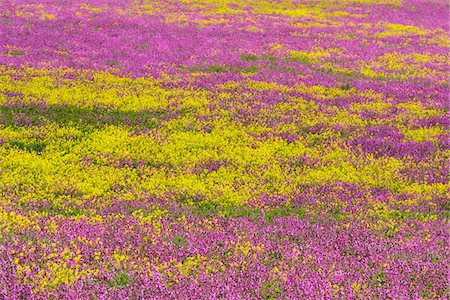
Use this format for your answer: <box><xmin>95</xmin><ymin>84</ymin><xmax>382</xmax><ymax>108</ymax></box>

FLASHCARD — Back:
<box><xmin>0</xmin><ymin>0</ymin><xmax>448</xmax><ymax>298</ymax></box>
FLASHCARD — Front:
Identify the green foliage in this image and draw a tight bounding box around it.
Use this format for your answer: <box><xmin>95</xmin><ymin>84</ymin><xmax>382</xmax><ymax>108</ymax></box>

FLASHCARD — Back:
<box><xmin>172</xmin><ymin>236</ymin><xmax>188</xmax><ymax>248</ymax></box>
<box><xmin>240</xmin><ymin>54</ymin><xmax>277</xmax><ymax>62</ymax></box>
<box><xmin>108</xmin><ymin>271</ymin><xmax>134</xmax><ymax>288</ymax></box>
<box><xmin>339</xmin><ymin>83</ymin><xmax>352</xmax><ymax>90</ymax></box>
<box><xmin>259</xmin><ymin>280</ymin><xmax>282</xmax><ymax>300</ymax></box>
<box><xmin>343</xmin><ymin>34</ymin><xmax>357</xmax><ymax>39</ymax></box>
<box><xmin>35</xmin><ymin>204</ymin><xmax>83</xmax><ymax>217</ymax></box>
<box><xmin>207</xmin><ymin>65</ymin><xmax>227</xmax><ymax>73</ymax></box>
<box><xmin>240</xmin><ymin>54</ymin><xmax>260</xmax><ymax>61</ymax></box>
<box><xmin>285</xmin><ymin>54</ymin><xmax>310</xmax><ymax>64</ymax></box>
<box><xmin>9</xmin><ymin>140</ymin><xmax>46</xmax><ymax>153</ymax></box>
<box><xmin>265</xmin><ymin>206</ymin><xmax>306</xmax><ymax>223</ymax></box>
<box><xmin>6</xmin><ymin>50</ymin><xmax>24</xmax><ymax>57</ymax></box>
<box><xmin>242</xmin><ymin>65</ymin><xmax>258</xmax><ymax>74</ymax></box>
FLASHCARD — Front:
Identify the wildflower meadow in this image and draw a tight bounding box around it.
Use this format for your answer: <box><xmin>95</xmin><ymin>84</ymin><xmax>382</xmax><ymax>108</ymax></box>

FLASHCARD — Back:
<box><xmin>0</xmin><ymin>0</ymin><xmax>448</xmax><ymax>298</ymax></box>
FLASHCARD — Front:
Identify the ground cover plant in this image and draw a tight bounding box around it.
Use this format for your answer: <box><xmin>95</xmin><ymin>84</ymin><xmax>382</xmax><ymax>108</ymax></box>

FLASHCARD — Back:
<box><xmin>0</xmin><ymin>0</ymin><xmax>448</xmax><ymax>298</ymax></box>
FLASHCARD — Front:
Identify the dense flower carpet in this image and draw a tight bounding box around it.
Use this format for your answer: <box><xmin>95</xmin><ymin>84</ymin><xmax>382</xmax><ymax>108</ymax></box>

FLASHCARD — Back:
<box><xmin>0</xmin><ymin>0</ymin><xmax>448</xmax><ymax>298</ymax></box>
